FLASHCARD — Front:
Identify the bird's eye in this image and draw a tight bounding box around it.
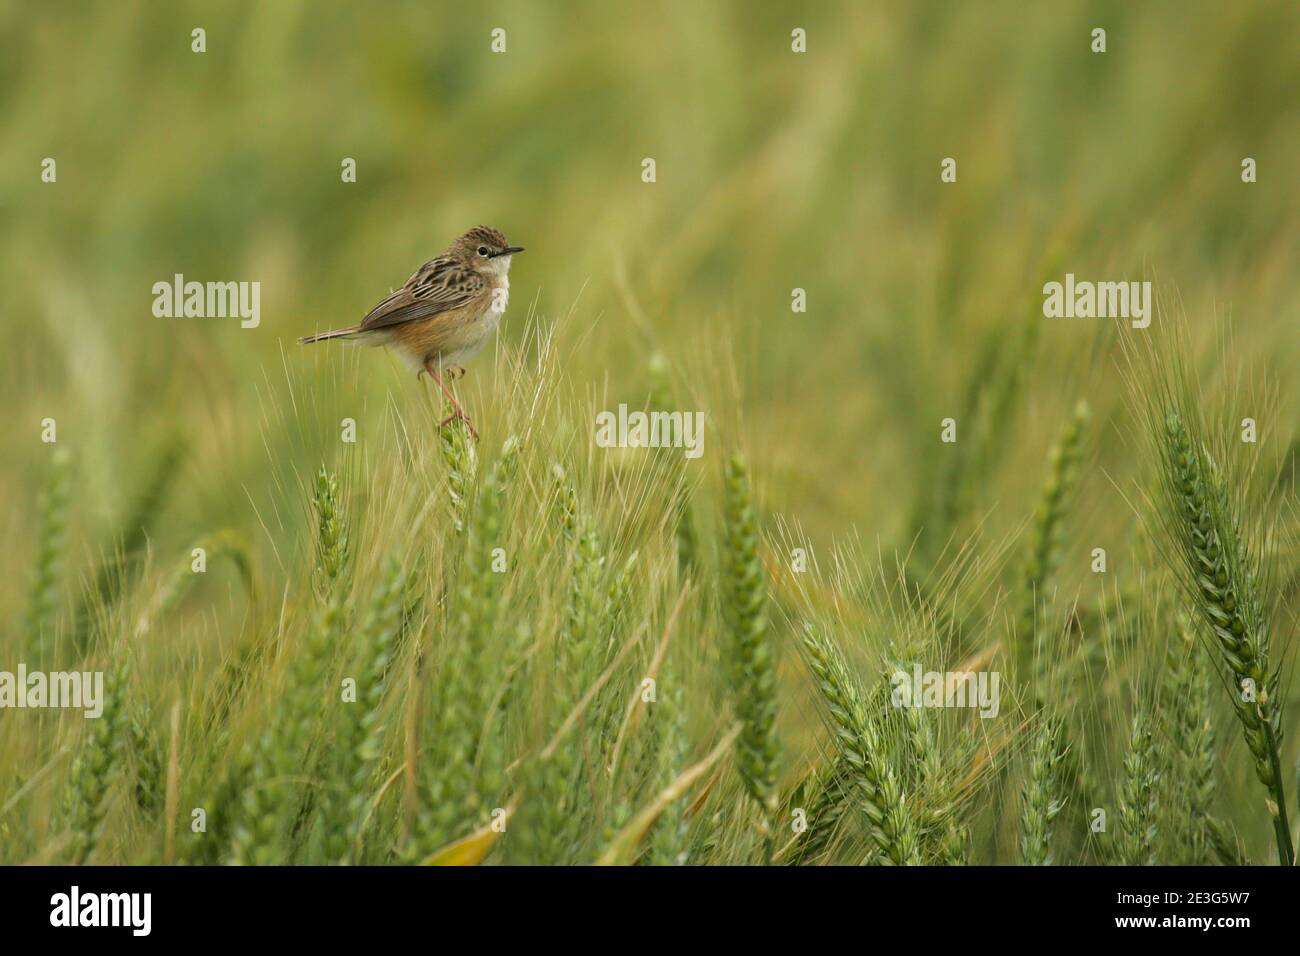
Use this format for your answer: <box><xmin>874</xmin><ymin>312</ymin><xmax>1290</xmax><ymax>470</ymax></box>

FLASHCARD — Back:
<box><xmin>477</xmin><ymin>246</ymin><xmax>490</xmax><ymax>257</ymax></box>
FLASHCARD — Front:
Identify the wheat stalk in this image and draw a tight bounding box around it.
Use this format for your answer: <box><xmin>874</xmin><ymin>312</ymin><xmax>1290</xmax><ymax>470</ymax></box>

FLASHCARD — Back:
<box><xmin>410</xmin><ymin>440</ymin><xmax>523</xmax><ymax>861</ymax></box>
<box><xmin>229</xmin><ymin>469</ymin><xmax>348</xmax><ymax>864</ymax></box>
<box><xmin>722</xmin><ymin>452</ymin><xmax>781</xmax><ymax>860</ymax></box>
<box><xmin>1157</xmin><ymin>411</ymin><xmax>1293</xmax><ymax>865</ymax></box>
<box><xmin>327</xmin><ymin>552</ymin><xmax>407</xmax><ymax>863</ymax></box>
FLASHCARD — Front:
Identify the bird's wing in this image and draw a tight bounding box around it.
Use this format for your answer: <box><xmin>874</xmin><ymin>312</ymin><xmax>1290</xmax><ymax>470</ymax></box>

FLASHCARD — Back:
<box><xmin>357</xmin><ymin>257</ymin><xmax>487</xmax><ymax>332</ymax></box>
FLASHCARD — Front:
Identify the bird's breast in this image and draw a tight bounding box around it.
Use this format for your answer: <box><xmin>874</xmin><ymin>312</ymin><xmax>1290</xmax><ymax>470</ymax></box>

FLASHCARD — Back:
<box><xmin>383</xmin><ymin>282</ymin><xmax>507</xmax><ymax>367</ymax></box>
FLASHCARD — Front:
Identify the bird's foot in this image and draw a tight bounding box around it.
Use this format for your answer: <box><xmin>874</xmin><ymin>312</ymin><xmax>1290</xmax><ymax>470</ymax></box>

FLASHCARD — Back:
<box><xmin>420</xmin><ymin>364</ymin><xmax>464</xmax><ymax>381</ymax></box>
<box><xmin>439</xmin><ymin>409</ymin><xmax>479</xmax><ymax>442</ymax></box>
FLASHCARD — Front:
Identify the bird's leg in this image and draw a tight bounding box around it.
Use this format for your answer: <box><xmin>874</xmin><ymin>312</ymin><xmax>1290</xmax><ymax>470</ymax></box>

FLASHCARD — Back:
<box><xmin>424</xmin><ymin>359</ymin><xmax>478</xmax><ymax>440</ymax></box>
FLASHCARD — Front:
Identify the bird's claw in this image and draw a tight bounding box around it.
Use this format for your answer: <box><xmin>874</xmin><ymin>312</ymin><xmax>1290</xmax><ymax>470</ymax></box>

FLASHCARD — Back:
<box><xmin>439</xmin><ymin>411</ymin><xmax>479</xmax><ymax>441</ymax></box>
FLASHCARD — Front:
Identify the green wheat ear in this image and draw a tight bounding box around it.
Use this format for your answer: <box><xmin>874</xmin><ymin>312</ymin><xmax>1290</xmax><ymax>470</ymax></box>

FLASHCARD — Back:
<box><xmin>25</xmin><ymin>446</ymin><xmax>72</xmax><ymax>666</ymax></box>
<box><xmin>62</xmin><ymin>654</ymin><xmax>130</xmax><ymax>864</ymax></box>
<box><xmin>787</xmin><ymin>756</ymin><xmax>852</xmax><ymax>865</ymax></box>
<box><xmin>440</xmin><ymin>411</ymin><xmax>478</xmax><ymax>536</ymax></box>
<box><xmin>1017</xmin><ymin>399</ymin><xmax>1090</xmax><ymax>677</ymax></box>
<box><xmin>1020</xmin><ymin>716</ymin><xmax>1065</xmax><ymax>865</ymax></box>
<box><xmin>645</xmin><ymin>671</ymin><xmax>691</xmax><ymax>865</ymax></box>
<box><xmin>1158</xmin><ymin>411</ymin><xmax>1294</xmax><ymax>866</ymax></box>
<box><xmin>1159</xmin><ymin>613</ymin><xmax>1218</xmax><ymax>864</ymax></box>
<box><xmin>799</xmin><ymin>624</ymin><xmax>920</xmax><ymax>866</ymax></box>
<box><xmin>312</xmin><ymin>465</ymin><xmax>349</xmax><ymax>588</ymax></box>
<box><xmin>721</xmin><ymin>452</ymin><xmax>781</xmax><ymax>859</ymax></box>
<box><xmin>1117</xmin><ymin>710</ymin><xmax>1159</xmax><ymax>866</ymax></box>
<box><xmin>128</xmin><ymin>700</ymin><xmax>164</xmax><ymax>815</ymax></box>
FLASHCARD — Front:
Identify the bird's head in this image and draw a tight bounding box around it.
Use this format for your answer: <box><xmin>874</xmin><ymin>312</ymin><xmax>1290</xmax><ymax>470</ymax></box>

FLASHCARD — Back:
<box><xmin>450</xmin><ymin>225</ymin><xmax>524</xmax><ymax>277</ymax></box>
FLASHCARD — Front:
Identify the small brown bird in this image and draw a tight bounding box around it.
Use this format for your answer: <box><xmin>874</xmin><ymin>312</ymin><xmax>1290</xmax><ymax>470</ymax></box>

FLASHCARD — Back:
<box><xmin>298</xmin><ymin>225</ymin><xmax>524</xmax><ymax>438</ymax></box>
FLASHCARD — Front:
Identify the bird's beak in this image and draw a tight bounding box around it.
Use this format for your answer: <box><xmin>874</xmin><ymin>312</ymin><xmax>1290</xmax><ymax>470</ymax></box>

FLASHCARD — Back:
<box><xmin>493</xmin><ymin>245</ymin><xmax>524</xmax><ymax>257</ymax></box>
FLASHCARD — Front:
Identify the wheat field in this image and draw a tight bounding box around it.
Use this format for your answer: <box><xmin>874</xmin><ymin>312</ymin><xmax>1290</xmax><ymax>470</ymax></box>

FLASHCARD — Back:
<box><xmin>2</xmin><ymin>1</ymin><xmax>1299</xmax><ymax>866</ymax></box>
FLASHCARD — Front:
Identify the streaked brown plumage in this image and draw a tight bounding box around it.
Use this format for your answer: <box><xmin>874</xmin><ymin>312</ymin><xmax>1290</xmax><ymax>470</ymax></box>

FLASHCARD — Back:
<box><xmin>299</xmin><ymin>225</ymin><xmax>524</xmax><ymax>438</ymax></box>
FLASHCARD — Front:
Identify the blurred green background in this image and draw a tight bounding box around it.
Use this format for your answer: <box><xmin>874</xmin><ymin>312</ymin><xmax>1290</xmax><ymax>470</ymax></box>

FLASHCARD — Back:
<box><xmin>2</xmin><ymin>0</ymin><xmax>1298</xmax><ymax>626</ymax></box>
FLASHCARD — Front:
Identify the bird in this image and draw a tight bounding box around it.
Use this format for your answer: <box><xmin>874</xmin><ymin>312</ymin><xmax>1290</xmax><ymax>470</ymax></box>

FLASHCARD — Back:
<box><xmin>298</xmin><ymin>225</ymin><xmax>524</xmax><ymax>439</ymax></box>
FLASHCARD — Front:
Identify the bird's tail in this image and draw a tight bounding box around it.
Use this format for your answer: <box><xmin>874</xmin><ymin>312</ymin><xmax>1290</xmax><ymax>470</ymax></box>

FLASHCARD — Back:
<box><xmin>298</xmin><ymin>326</ymin><xmax>362</xmax><ymax>345</ymax></box>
